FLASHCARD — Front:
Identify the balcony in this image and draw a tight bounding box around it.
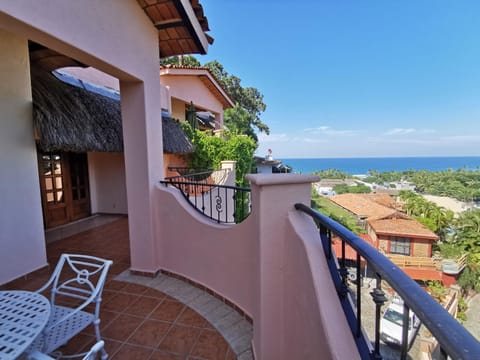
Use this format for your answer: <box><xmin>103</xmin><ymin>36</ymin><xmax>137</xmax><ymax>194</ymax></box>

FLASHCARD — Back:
<box><xmin>1</xmin><ymin>217</ymin><xmax>249</xmax><ymax>359</ymax></box>
<box><xmin>1</xmin><ymin>173</ymin><xmax>479</xmax><ymax>360</ymax></box>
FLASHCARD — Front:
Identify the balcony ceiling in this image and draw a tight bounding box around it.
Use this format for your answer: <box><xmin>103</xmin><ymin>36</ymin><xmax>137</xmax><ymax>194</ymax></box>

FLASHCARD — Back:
<box><xmin>136</xmin><ymin>0</ymin><xmax>213</xmax><ymax>58</ymax></box>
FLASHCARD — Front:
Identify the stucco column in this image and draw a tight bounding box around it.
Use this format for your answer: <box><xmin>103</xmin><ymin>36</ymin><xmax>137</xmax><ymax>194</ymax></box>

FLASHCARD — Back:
<box><xmin>215</xmin><ymin>111</ymin><xmax>224</xmax><ymax>130</ymax></box>
<box><xmin>221</xmin><ymin>160</ymin><xmax>236</xmax><ymax>187</ymax></box>
<box><xmin>0</xmin><ymin>30</ymin><xmax>47</xmax><ymax>284</ymax></box>
<box><xmin>120</xmin><ymin>73</ymin><xmax>164</xmax><ymax>273</ymax></box>
<box><xmin>246</xmin><ymin>173</ymin><xmax>319</xmax><ymax>360</ymax></box>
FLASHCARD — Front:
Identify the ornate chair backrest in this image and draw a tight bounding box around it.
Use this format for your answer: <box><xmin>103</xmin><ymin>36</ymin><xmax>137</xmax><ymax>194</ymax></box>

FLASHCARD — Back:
<box><xmin>46</xmin><ymin>254</ymin><xmax>112</xmax><ymax>307</ymax></box>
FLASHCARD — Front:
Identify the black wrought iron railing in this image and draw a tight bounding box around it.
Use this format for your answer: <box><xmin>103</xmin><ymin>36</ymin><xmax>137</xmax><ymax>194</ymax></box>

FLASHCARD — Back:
<box><xmin>295</xmin><ymin>203</ymin><xmax>480</xmax><ymax>360</ymax></box>
<box><xmin>167</xmin><ymin>166</ymin><xmax>202</xmax><ymax>175</ymax></box>
<box><xmin>160</xmin><ymin>178</ymin><xmax>251</xmax><ymax>224</ymax></box>
<box><xmin>167</xmin><ymin>167</ymin><xmax>221</xmax><ymax>182</ymax></box>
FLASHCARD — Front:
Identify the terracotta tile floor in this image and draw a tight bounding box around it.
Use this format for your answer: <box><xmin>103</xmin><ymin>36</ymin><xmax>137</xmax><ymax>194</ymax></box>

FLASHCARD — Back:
<box><xmin>2</xmin><ymin>217</ymin><xmax>237</xmax><ymax>360</ymax></box>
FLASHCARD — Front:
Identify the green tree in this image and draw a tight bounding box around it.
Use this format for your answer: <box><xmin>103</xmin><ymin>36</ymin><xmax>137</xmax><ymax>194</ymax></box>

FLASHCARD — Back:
<box><xmin>362</xmin><ymin>169</ymin><xmax>480</xmax><ymax>202</ymax></box>
<box><xmin>223</xmin><ymin>105</ymin><xmax>258</xmax><ymax>140</ymax></box>
<box><xmin>160</xmin><ymin>55</ymin><xmax>201</xmax><ymax>67</ymax></box>
<box><xmin>454</xmin><ymin>209</ymin><xmax>480</xmax><ymax>253</ymax></box>
<box><xmin>204</xmin><ymin>60</ymin><xmax>268</xmax><ymax>141</ymax></box>
<box><xmin>182</xmin><ymin>122</ymin><xmax>256</xmax><ymax>186</ymax></box>
<box><xmin>399</xmin><ymin>191</ymin><xmax>454</xmax><ymax>236</ymax></box>
<box><xmin>311</xmin><ymin>190</ymin><xmax>365</xmax><ymax>234</ymax></box>
<box><xmin>160</xmin><ymin>56</ymin><xmax>268</xmax><ymax>143</ymax></box>
<box><xmin>458</xmin><ymin>265</ymin><xmax>480</xmax><ymax>293</ymax></box>
<box><xmin>333</xmin><ymin>183</ymin><xmax>371</xmax><ymax>194</ymax></box>
<box><xmin>313</xmin><ymin>169</ymin><xmax>351</xmax><ymax>179</ymax></box>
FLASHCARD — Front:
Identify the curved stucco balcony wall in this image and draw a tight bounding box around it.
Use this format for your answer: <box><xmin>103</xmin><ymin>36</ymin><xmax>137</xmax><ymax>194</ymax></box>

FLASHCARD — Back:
<box><xmin>283</xmin><ymin>210</ymin><xmax>361</xmax><ymax>360</ymax></box>
<box><xmin>153</xmin><ymin>185</ymin><xmax>256</xmax><ymax>317</ymax></box>
<box><xmin>152</xmin><ymin>174</ymin><xmax>360</xmax><ymax>359</ymax></box>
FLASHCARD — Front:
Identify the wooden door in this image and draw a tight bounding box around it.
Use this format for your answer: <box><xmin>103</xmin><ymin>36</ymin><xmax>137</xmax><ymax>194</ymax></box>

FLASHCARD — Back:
<box><xmin>38</xmin><ymin>152</ymin><xmax>91</xmax><ymax>229</ymax></box>
<box><xmin>68</xmin><ymin>153</ymin><xmax>91</xmax><ymax>221</ymax></box>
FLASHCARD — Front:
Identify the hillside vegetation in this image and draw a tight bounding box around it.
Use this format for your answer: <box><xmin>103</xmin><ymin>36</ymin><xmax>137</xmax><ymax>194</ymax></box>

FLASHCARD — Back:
<box><xmin>364</xmin><ymin>169</ymin><xmax>480</xmax><ymax>202</ymax></box>
<box><xmin>311</xmin><ymin>166</ymin><xmax>480</xmax><ymax>293</ymax></box>
<box><xmin>311</xmin><ymin>189</ymin><xmax>365</xmax><ymax>234</ymax></box>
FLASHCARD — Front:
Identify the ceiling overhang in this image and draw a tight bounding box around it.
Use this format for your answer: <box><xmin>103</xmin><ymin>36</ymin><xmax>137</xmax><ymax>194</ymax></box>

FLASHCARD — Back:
<box><xmin>29</xmin><ymin>42</ymin><xmax>86</xmax><ymax>71</ymax></box>
<box><xmin>137</xmin><ymin>0</ymin><xmax>213</xmax><ymax>58</ymax></box>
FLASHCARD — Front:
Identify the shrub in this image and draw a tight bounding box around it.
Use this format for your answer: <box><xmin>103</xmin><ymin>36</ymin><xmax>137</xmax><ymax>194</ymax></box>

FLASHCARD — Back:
<box><xmin>182</xmin><ymin>123</ymin><xmax>256</xmax><ymax>186</ymax></box>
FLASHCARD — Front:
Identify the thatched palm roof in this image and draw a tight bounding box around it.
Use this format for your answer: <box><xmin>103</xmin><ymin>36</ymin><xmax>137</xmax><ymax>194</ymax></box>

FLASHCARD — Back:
<box><xmin>161</xmin><ymin>116</ymin><xmax>195</xmax><ymax>154</ymax></box>
<box><xmin>31</xmin><ymin>68</ymin><xmax>194</xmax><ymax>154</ymax></box>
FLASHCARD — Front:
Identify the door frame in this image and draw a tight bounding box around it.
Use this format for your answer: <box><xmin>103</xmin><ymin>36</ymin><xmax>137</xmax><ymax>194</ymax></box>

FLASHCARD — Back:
<box><xmin>37</xmin><ymin>151</ymin><xmax>91</xmax><ymax>229</ymax></box>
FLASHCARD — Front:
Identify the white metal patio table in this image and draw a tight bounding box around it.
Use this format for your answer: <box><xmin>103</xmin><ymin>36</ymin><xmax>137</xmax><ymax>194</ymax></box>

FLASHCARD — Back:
<box><xmin>0</xmin><ymin>291</ymin><xmax>50</xmax><ymax>360</ymax></box>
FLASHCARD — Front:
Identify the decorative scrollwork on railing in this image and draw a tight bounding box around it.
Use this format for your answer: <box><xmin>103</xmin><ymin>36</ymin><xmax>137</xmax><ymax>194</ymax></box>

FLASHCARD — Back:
<box><xmin>215</xmin><ymin>194</ymin><xmax>223</xmax><ymax>213</ymax></box>
<box><xmin>160</xmin><ymin>178</ymin><xmax>251</xmax><ymax>224</ymax></box>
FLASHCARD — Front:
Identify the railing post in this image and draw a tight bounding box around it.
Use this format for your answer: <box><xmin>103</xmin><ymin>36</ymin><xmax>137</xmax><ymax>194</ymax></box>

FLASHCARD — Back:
<box><xmin>246</xmin><ymin>173</ymin><xmax>319</xmax><ymax>360</ymax></box>
<box><xmin>221</xmin><ymin>161</ymin><xmax>236</xmax><ymax>221</ymax></box>
<box><xmin>221</xmin><ymin>160</ymin><xmax>236</xmax><ymax>187</ymax></box>
<box><xmin>401</xmin><ymin>303</ymin><xmax>410</xmax><ymax>360</ymax></box>
<box><xmin>370</xmin><ymin>274</ymin><xmax>387</xmax><ymax>359</ymax></box>
<box><xmin>339</xmin><ymin>239</ymin><xmax>349</xmax><ymax>299</ymax></box>
<box><xmin>356</xmin><ymin>252</ymin><xmax>362</xmax><ymax>338</ymax></box>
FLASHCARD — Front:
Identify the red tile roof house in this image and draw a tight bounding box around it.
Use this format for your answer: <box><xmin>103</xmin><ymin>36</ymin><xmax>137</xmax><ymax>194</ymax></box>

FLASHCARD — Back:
<box><xmin>159</xmin><ymin>65</ymin><xmax>235</xmax><ymax>177</ymax></box>
<box><xmin>59</xmin><ymin>63</ymin><xmax>236</xmax><ymax>180</ymax></box>
<box><xmin>0</xmin><ymin>1</ymin><xmax>361</xmax><ymax>359</ymax></box>
<box><xmin>329</xmin><ymin>194</ymin><xmax>444</xmax><ymax>283</ymax></box>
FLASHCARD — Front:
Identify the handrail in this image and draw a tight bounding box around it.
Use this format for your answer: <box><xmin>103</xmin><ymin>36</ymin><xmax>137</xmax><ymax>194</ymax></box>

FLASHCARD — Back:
<box><xmin>295</xmin><ymin>203</ymin><xmax>480</xmax><ymax>360</ymax></box>
<box><xmin>167</xmin><ymin>166</ymin><xmax>213</xmax><ymax>175</ymax></box>
<box><xmin>166</xmin><ymin>168</ymin><xmax>229</xmax><ymax>184</ymax></box>
<box><xmin>160</xmin><ymin>180</ymin><xmax>251</xmax><ymax>224</ymax></box>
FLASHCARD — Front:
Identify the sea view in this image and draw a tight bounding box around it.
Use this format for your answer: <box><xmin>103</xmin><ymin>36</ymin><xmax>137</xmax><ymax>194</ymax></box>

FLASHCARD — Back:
<box><xmin>280</xmin><ymin>156</ymin><xmax>480</xmax><ymax>175</ymax></box>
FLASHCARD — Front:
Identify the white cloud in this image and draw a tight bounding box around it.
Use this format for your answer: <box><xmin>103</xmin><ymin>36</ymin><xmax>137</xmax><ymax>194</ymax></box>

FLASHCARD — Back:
<box><xmin>257</xmin><ymin>133</ymin><xmax>289</xmax><ymax>142</ymax></box>
<box><xmin>441</xmin><ymin>135</ymin><xmax>480</xmax><ymax>142</ymax></box>
<box><xmin>302</xmin><ymin>137</ymin><xmax>328</xmax><ymax>143</ymax></box>
<box><xmin>385</xmin><ymin>128</ymin><xmax>416</xmax><ymax>135</ymax></box>
<box><xmin>384</xmin><ymin>128</ymin><xmax>436</xmax><ymax>136</ymax></box>
<box><xmin>303</xmin><ymin>126</ymin><xmax>357</xmax><ymax>136</ymax></box>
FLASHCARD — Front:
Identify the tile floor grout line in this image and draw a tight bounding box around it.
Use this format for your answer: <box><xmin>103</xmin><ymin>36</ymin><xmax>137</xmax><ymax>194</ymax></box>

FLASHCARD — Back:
<box><xmin>115</xmin><ymin>272</ymin><xmax>253</xmax><ymax>360</ymax></box>
<box><xmin>186</xmin><ymin>323</ymin><xmax>205</xmax><ymax>359</ymax></box>
<box><xmin>9</xmin><ymin>217</ymin><xmax>242</xmax><ymax>360</ymax></box>
<box><xmin>106</xmin><ymin>290</ymin><xmax>152</xmax><ymax>357</ymax></box>
<box><xmin>122</xmin><ymin>291</ymin><xmax>168</xmax><ymax>354</ymax></box>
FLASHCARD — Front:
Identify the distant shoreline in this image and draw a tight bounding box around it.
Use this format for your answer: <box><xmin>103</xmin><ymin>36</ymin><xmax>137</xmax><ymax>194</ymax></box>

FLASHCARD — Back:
<box><xmin>280</xmin><ymin>155</ymin><xmax>480</xmax><ymax>159</ymax></box>
<box><xmin>279</xmin><ymin>156</ymin><xmax>480</xmax><ymax>175</ymax></box>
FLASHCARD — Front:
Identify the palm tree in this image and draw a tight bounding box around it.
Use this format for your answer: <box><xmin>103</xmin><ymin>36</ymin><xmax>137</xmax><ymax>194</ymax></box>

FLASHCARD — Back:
<box><xmin>455</xmin><ymin>209</ymin><xmax>480</xmax><ymax>252</ymax></box>
<box><xmin>430</xmin><ymin>207</ymin><xmax>454</xmax><ymax>238</ymax></box>
<box><xmin>457</xmin><ymin>209</ymin><xmax>480</xmax><ymax>233</ymax></box>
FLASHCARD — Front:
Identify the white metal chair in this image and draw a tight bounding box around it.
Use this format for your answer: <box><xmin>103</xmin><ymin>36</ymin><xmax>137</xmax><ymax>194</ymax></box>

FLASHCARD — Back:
<box><xmin>28</xmin><ymin>340</ymin><xmax>105</xmax><ymax>360</ymax></box>
<box><xmin>28</xmin><ymin>254</ymin><xmax>112</xmax><ymax>359</ymax></box>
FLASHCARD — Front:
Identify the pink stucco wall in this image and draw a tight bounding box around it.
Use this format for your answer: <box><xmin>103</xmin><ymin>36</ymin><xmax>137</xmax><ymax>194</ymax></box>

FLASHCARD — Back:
<box><xmin>88</xmin><ymin>152</ymin><xmax>128</xmax><ymax>214</ymax></box>
<box><xmin>153</xmin><ymin>174</ymin><xmax>360</xmax><ymax>359</ymax></box>
<box><xmin>0</xmin><ymin>30</ymin><xmax>47</xmax><ymax>284</ymax></box>
<box><xmin>0</xmin><ymin>0</ymin><xmax>169</xmax><ymax>276</ymax></box>
<box><xmin>162</xmin><ymin>74</ymin><xmax>226</xmax><ymax>126</ymax></box>
<box><xmin>284</xmin><ymin>211</ymin><xmax>361</xmax><ymax>360</ymax></box>
<box><xmin>153</xmin><ymin>185</ymin><xmax>256</xmax><ymax>315</ymax></box>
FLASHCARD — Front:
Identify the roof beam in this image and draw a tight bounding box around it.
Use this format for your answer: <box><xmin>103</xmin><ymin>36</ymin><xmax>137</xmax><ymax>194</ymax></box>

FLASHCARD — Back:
<box><xmin>172</xmin><ymin>0</ymin><xmax>209</xmax><ymax>55</ymax></box>
<box><xmin>154</xmin><ymin>18</ymin><xmax>184</xmax><ymax>30</ymax></box>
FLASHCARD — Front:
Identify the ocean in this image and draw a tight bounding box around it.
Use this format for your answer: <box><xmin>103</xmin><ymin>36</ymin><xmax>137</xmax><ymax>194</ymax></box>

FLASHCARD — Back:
<box><xmin>279</xmin><ymin>156</ymin><xmax>480</xmax><ymax>175</ymax></box>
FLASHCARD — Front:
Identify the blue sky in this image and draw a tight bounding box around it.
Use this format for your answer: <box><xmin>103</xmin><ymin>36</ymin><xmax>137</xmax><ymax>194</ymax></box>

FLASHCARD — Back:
<box><xmin>198</xmin><ymin>1</ymin><xmax>480</xmax><ymax>158</ymax></box>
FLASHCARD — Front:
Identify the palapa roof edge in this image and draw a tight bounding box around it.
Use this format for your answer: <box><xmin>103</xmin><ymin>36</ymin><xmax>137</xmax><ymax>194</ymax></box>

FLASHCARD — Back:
<box><xmin>31</xmin><ymin>67</ymin><xmax>194</xmax><ymax>155</ymax></box>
